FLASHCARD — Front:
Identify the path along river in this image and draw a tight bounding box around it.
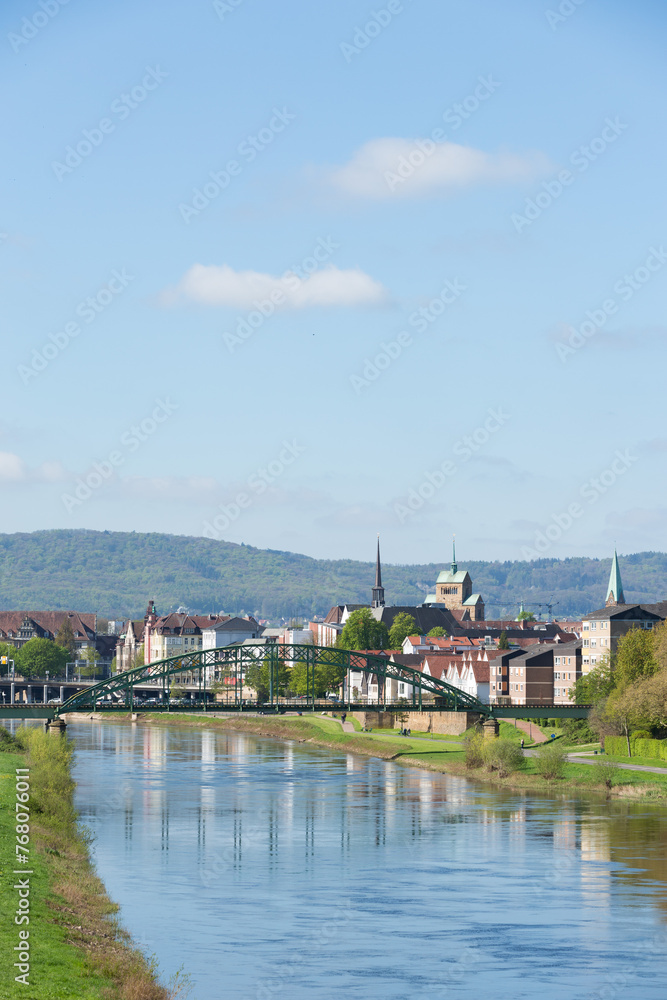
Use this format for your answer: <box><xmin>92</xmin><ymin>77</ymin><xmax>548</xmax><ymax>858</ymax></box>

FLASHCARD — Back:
<box><xmin>68</xmin><ymin>720</ymin><xmax>667</xmax><ymax>1000</ymax></box>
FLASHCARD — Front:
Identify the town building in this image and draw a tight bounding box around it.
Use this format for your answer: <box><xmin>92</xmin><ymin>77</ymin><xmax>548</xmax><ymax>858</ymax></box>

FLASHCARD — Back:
<box><xmin>423</xmin><ymin>539</ymin><xmax>485</xmax><ymax>621</ymax></box>
<box><xmin>489</xmin><ymin>640</ymin><xmax>581</xmax><ymax>706</ymax></box>
<box><xmin>0</xmin><ymin>611</ymin><xmax>97</xmax><ymax>653</ymax></box>
<box><xmin>201</xmin><ymin>617</ymin><xmax>263</xmax><ymax>650</ymax></box>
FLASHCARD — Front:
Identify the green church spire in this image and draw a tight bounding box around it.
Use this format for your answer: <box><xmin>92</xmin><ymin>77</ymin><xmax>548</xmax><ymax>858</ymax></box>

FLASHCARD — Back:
<box><xmin>606</xmin><ymin>549</ymin><xmax>625</xmax><ymax>606</ymax></box>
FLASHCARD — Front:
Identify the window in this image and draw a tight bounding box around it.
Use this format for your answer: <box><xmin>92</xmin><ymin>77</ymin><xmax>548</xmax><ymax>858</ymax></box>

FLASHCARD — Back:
<box><xmin>583</xmin><ymin>639</ymin><xmax>589</xmax><ymax>647</ymax></box>
<box><xmin>583</xmin><ymin>624</ymin><xmax>589</xmax><ymax>631</ymax></box>
<box><xmin>583</xmin><ymin>657</ymin><xmax>589</xmax><ymax>665</ymax></box>
<box><xmin>555</xmin><ymin>657</ymin><xmax>561</xmax><ymax>665</ymax></box>
<box><xmin>590</xmin><ymin>622</ymin><xmax>597</xmax><ymax>630</ymax></box>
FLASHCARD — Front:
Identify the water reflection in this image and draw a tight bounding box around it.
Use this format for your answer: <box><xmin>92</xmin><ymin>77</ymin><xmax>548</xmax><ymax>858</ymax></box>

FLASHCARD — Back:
<box><xmin>38</xmin><ymin>721</ymin><xmax>667</xmax><ymax>999</ymax></box>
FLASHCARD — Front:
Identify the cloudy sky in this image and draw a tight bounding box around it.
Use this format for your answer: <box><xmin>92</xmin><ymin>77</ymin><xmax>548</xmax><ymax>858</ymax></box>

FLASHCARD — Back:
<box><xmin>2</xmin><ymin>0</ymin><xmax>667</xmax><ymax>566</ymax></box>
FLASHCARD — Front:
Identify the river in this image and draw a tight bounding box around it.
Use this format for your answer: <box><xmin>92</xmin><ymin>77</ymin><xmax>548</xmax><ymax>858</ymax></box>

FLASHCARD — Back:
<box><xmin>64</xmin><ymin>720</ymin><xmax>667</xmax><ymax>999</ymax></box>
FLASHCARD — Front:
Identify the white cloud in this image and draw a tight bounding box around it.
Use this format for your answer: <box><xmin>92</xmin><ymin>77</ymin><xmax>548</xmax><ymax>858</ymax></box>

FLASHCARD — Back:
<box><xmin>163</xmin><ymin>263</ymin><xmax>387</xmax><ymax>309</ymax></box>
<box><xmin>0</xmin><ymin>453</ymin><xmax>67</xmax><ymax>483</ymax></box>
<box><xmin>0</xmin><ymin>452</ymin><xmax>27</xmax><ymax>481</ymax></box>
<box><xmin>326</xmin><ymin>138</ymin><xmax>552</xmax><ymax>199</ymax></box>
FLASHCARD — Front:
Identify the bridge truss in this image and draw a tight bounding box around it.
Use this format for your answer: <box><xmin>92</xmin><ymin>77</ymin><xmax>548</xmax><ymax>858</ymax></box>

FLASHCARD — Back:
<box><xmin>60</xmin><ymin>643</ymin><xmax>489</xmax><ymax>715</ymax></box>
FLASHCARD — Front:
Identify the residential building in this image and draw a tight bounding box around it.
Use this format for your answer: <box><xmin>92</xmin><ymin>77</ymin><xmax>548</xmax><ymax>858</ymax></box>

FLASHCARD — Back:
<box><xmin>0</xmin><ymin>610</ymin><xmax>96</xmax><ymax>650</ymax></box>
<box><xmin>489</xmin><ymin>640</ymin><xmax>581</xmax><ymax>706</ymax></box>
<box><xmin>201</xmin><ymin>617</ymin><xmax>263</xmax><ymax>650</ymax></box>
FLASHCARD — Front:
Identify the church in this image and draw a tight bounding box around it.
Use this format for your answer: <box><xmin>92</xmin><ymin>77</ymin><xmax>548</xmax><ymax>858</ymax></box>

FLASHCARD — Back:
<box><xmin>423</xmin><ymin>539</ymin><xmax>485</xmax><ymax>621</ymax></box>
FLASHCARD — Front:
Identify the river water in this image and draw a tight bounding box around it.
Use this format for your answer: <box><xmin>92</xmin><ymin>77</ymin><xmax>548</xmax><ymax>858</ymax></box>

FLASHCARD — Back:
<box><xmin>63</xmin><ymin>720</ymin><xmax>667</xmax><ymax>999</ymax></box>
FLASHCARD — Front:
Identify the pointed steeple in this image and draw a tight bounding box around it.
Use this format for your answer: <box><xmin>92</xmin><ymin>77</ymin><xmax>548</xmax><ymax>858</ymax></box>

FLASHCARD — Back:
<box><xmin>451</xmin><ymin>534</ymin><xmax>457</xmax><ymax>574</ymax></box>
<box><xmin>606</xmin><ymin>550</ymin><xmax>625</xmax><ymax>607</ymax></box>
<box><xmin>371</xmin><ymin>535</ymin><xmax>385</xmax><ymax>608</ymax></box>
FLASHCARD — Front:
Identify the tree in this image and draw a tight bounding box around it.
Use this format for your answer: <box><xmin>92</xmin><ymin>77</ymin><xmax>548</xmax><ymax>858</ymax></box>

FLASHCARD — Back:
<box><xmin>337</xmin><ymin>609</ymin><xmax>389</xmax><ymax>651</ymax></box>
<box><xmin>614</xmin><ymin>627</ymin><xmax>659</xmax><ymax>689</ymax></box>
<box><xmin>427</xmin><ymin>627</ymin><xmax>447</xmax><ymax>638</ymax></box>
<box><xmin>497</xmin><ymin>631</ymin><xmax>510</xmax><ymax>650</ymax></box>
<box><xmin>245</xmin><ymin>657</ymin><xmax>289</xmax><ymax>701</ymax></box>
<box><xmin>15</xmin><ymin>638</ymin><xmax>68</xmax><ymax>680</ymax></box>
<box><xmin>517</xmin><ymin>610</ymin><xmax>535</xmax><ymax>621</ymax></box>
<box><xmin>289</xmin><ymin>656</ymin><xmax>346</xmax><ymax>699</ymax></box>
<box><xmin>572</xmin><ymin>654</ymin><xmax>615</xmax><ymax>703</ymax></box>
<box><xmin>79</xmin><ymin>647</ymin><xmax>101</xmax><ymax>678</ymax></box>
<box><xmin>388</xmin><ymin>613</ymin><xmax>418</xmax><ymax>649</ymax></box>
<box><xmin>55</xmin><ymin>617</ymin><xmax>77</xmax><ymax>658</ymax></box>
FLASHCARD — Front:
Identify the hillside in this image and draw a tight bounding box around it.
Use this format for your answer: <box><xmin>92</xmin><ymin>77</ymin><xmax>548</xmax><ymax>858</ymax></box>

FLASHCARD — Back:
<box><xmin>0</xmin><ymin>530</ymin><xmax>665</xmax><ymax>621</ymax></box>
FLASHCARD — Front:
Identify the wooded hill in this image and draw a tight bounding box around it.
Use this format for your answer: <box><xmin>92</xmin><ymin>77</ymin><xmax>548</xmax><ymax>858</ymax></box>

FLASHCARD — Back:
<box><xmin>0</xmin><ymin>529</ymin><xmax>665</xmax><ymax>621</ymax></box>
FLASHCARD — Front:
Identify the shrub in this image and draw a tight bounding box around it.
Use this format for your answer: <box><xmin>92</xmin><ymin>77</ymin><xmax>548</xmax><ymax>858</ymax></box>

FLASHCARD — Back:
<box><xmin>533</xmin><ymin>741</ymin><xmax>567</xmax><ymax>780</ymax></box>
<box><xmin>594</xmin><ymin>759</ymin><xmax>620</xmax><ymax>790</ymax></box>
<box><xmin>482</xmin><ymin>738</ymin><xmax>525</xmax><ymax>778</ymax></box>
<box><xmin>561</xmin><ymin>718</ymin><xmax>598</xmax><ymax>745</ymax></box>
<box><xmin>0</xmin><ymin>727</ymin><xmax>19</xmax><ymax>751</ymax></box>
<box><xmin>463</xmin><ymin>730</ymin><xmax>485</xmax><ymax>769</ymax></box>
<box><xmin>631</xmin><ymin>730</ymin><xmax>652</xmax><ymax>744</ymax></box>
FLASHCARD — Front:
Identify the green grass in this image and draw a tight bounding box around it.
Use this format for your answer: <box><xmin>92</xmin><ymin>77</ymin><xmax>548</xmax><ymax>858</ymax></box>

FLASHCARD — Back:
<box><xmin>0</xmin><ymin>750</ymin><xmax>113</xmax><ymax>999</ymax></box>
<box><xmin>369</xmin><ymin>727</ymin><xmax>463</xmax><ymax>742</ymax></box>
<box><xmin>1</xmin><ymin>733</ymin><xmax>173</xmax><ymax>1000</ymax></box>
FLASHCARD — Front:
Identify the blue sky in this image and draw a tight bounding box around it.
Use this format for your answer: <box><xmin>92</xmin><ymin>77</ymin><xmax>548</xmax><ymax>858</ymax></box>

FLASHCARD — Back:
<box><xmin>2</xmin><ymin>0</ymin><xmax>667</xmax><ymax>566</ymax></box>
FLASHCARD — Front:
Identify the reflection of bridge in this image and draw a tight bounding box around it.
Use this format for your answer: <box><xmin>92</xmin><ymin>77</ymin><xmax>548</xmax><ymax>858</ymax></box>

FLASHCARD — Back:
<box><xmin>13</xmin><ymin>644</ymin><xmax>589</xmax><ymax>721</ymax></box>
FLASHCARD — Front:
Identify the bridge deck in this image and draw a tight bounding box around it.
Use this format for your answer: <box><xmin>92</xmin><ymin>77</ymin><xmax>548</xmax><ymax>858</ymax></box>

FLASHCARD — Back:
<box><xmin>0</xmin><ymin>702</ymin><xmax>591</xmax><ymax>720</ymax></box>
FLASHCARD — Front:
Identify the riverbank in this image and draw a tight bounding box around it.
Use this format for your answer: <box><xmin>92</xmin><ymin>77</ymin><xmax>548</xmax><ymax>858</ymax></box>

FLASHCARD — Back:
<box><xmin>0</xmin><ymin>727</ymin><xmax>184</xmax><ymax>1000</ymax></box>
<box><xmin>138</xmin><ymin>712</ymin><xmax>667</xmax><ymax>800</ymax></box>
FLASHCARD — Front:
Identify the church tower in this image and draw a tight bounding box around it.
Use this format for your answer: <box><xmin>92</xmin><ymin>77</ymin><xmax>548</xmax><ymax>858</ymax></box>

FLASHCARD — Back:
<box><xmin>371</xmin><ymin>536</ymin><xmax>385</xmax><ymax>608</ymax></box>
<box><xmin>605</xmin><ymin>550</ymin><xmax>626</xmax><ymax>606</ymax></box>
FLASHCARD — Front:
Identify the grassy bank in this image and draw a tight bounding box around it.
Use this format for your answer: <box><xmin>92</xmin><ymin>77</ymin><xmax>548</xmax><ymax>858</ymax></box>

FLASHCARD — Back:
<box><xmin>138</xmin><ymin>712</ymin><xmax>667</xmax><ymax>800</ymax></box>
<box><xmin>0</xmin><ymin>727</ymin><xmax>185</xmax><ymax>1000</ymax></box>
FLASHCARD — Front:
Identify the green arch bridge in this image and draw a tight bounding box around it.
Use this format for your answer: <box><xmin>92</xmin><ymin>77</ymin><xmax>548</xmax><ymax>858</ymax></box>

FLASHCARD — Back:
<box><xmin>17</xmin><ymin>644</ymin><xmax>592</xmax><ymax>721</ymax></box>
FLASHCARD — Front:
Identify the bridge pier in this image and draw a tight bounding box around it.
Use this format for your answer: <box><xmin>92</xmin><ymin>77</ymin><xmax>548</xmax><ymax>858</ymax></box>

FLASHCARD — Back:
<box><xmin>45</xmin><ymin>718</ymin><xmax>67</xmax><ymax>735</ymax></box>
<box><xmin>10</xmin><ymin>682</ymin><xmax>15</xmax><ymax>704</ymax></box>
<box><xmin>482</xmin><ymin>718</ymin><xmax>499</xmax><ymax>739</ymax></box>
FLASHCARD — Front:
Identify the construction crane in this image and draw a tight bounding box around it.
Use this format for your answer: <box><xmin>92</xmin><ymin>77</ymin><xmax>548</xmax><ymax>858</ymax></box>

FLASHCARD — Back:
<box><xmin>516</xmin><ymin>601</ymin><xmax>560</xmax><ymax>621</ymax></box>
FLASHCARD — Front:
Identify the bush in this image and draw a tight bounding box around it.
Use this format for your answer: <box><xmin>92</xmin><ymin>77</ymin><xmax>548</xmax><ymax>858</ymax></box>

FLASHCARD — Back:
<box><xmin>15</xmin><ymin>727</ymin><xmax>77</xmax><ymax>831</ymax></box>
<box><xmin>0</xmin><ymin>727</ymin><xmax>19</xmax><ymax>751</ymax></box>
<box><xmin>604</xmin><ymin>735</ymin><xmax>667</xmax><ymax>760</ymax></box>
<box><xmin>533</xmin><ymin>741</ymin><xmax>567</xmax><ymax>780</ymax></box>
<box><xmin>463</xmin><ymin>730</ymin><xmax>485</xmax><ymax>769</ymax></box>
<box><xmin>593</xmin><ymin>759</ymin><xmax>620</xmax><ymax>790</ymax></box>
<box><xmin>561</xmin><ymin>718</ymin><xmax>598</xmax><ymax>745</ymax></box>
<box><xmin>482</xmin><ymin>738</ymin><xmax>525</xmax><ymax>778</ymax></box>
